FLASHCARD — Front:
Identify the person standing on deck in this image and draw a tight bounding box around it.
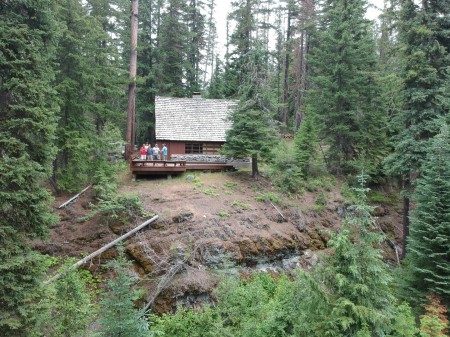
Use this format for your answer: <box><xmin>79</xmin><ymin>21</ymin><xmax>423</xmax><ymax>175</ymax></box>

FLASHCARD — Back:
<box><xmin>140</xmin><ymin>144</ymin><xmax>147</xmax><ymax>160</ymax></box>
<box><xmin>162</xmin><ymin>144</ymin><xmax>168</xmax><ymax>161</ymax></box>
<box><xmin>153</xmin><ymin>144</ymin><xmax>160</xmax><ymax>160</ymax></box>
<box><xmin>147</xmin><ymin>144</ymin><xmax>153</xmax><ymax>160</ymax></box>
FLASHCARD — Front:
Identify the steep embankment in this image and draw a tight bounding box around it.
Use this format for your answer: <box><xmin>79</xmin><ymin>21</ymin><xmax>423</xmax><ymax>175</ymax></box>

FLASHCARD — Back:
<box><xmin>35</xmin><ymin>170</ymin><xmax>403</xmax><ymax>313</ymax></box>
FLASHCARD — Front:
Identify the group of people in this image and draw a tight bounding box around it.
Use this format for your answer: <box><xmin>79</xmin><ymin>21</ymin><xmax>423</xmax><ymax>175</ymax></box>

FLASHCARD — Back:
<box><xmin>140</xmin><ymin>143</ymin><xmax>168</xmax><ymax>161</ymax></box>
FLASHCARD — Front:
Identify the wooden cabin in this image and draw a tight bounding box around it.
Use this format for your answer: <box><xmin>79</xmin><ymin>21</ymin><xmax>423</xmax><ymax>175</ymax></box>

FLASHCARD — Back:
<box><xmin>155</xmin><ymin>94</ymin><xmax>237</xmax><ymax>158</ymax></box>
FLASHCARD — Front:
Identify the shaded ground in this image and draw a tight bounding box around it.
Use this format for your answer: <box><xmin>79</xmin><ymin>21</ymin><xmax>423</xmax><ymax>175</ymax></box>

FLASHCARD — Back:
<box><xmin>35</xmin><ymin>170</ymin><xmax>404</xmax><ymax>313</ymax></box>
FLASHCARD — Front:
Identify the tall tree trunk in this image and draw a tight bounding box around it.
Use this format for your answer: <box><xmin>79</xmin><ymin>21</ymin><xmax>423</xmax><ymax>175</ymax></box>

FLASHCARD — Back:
<box><xmin>402</xmin><ymin>195</ymin><xmax>410</xmax><ymax>259</ymax></box>
<box><xmin>126</xmin><ymin>0</ymin><xmax>138</xmax><ymax>160</ymax></box>
<box><xmin>282</xmin><ymin>6</ymin><xmax>292</xmax><ymax>127</ymax></box>
<box><xmin>251</xmin><ymin>154</ymin><xmax>259</xmax><ymax>178</ymax></box>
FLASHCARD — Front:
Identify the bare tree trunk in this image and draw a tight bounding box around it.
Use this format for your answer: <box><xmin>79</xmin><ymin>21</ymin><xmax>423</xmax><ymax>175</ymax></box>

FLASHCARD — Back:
<box><xmin>282</xmin><ymin>6</ymin><xmax>292</xmax><ymax>127</ymax></box>
<box><xmin>126</xmin><ymin>0</ymin><xmax>139</xmax><ymax>160</ymax></box>
<box><xmin>401</xmin><ymin>195</ymin><xmax>410</xmax><ymax>259</ymax></box>
<box><xmin>294</xmin><ymin>0</ymin><xmax>314</xmax><ymax>131</ymax></box>
<box><xmin>251</xmin><ymin>154</ymin><xmax>259</xmax><ymax>178</ymax></box>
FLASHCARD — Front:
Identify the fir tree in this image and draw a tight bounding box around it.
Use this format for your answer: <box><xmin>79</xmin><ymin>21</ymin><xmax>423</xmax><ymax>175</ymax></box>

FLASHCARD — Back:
<box><xmin>158</xmin><ymin>0</ymin><xmax>188</xmax><ymax>97</ymax></box>
<box><xmin>292</xmin><ymin>176</ymin><xmax>418</xmax><ymax>336</ymax></box>
<box><xmin>384</xmin><ymin>0</ymin><xmax>450</xmax><ymax>257</ymax></box>
<box><xmin>96</xmin><ymin>248</ymin><xmax>149</xmax><ymax>337</ymax></box>
<box><xmin>221</xmin><ymin>46</ymin><xmax>277</xmax><ymax>178</ymax></box>
<box><xmin>53</xmin><ymin>0</ymin><xmax>125</xmax><ymax>191</ymax></box>
<box><xmin>48</xmin><ymin>268</ymin><xmax>95</xmax><ymax>337</ymax></box>
<box><xmin>0</xmin><ymin>1</ymin><xmax>59</xmax><ymax>334</ymax></box>
<box><xmin>406</xmin><ymin>125</ymin><xmax>450</xmax><ymax>302</ymax></box>
<box><xmin>294</xmin><ymin>113</ymin><xmax>317</xmax><ymax>177</ymax></box>
<box><xmin>307</xmin><ymin>0</ymin><xmax>388</xmax><ymax>175</ymax></box>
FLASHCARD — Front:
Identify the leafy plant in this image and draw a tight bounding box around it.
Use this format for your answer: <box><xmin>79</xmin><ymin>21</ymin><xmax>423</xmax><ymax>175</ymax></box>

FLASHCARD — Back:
<box><xmin>223</xmin><ymin>181</ymin><xmax>238</xmax><ymax>189</ymax></box>
<box><xmin>367</xmin><ymin>190</ymin><xmax>398</xmax><ymax>205</ymax></box>
<box><xmin>231</xmin><ymin>200</ymin><xmax>252</xmax><ymax>210</ymax></box>
<box><xmin>255</xmin><ymin>192</ymin><xmax>283</xmax><ymax>205</ymax></box>
<box><xmin>315</xmin><ymin>191</ymin><xmax>328</xmax><ymax>206</ymax></box>
<box><xmin>96</xmin><ymin>247</ymin><xmax>150</xmax><ymax>337</ymax></box>
<box><xmin>203</xmin><ymin>188</ymin><xmax>219</xmax><ymax>197</ymax></box>
<box><xmin>217</xmin><ymin>210</ymin><xmax>231</xmax><ymax>217</ymax></box>
<box><xmin>419</xmin><ymin>294</ymin><xmax>448</xmax><ymax>337</ymax></box>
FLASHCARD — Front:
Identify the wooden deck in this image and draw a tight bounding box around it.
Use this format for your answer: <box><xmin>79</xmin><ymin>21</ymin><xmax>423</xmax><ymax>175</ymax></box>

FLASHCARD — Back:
<box><xmin>130</xmin><ymin>159</ymin><xmax>235</xmax><ymax>176</ymax></box>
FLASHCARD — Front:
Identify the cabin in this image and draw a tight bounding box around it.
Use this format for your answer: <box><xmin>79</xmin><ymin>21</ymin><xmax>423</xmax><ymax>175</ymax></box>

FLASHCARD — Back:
<box><xmin>155</xmin><ymin>94</ymin><xmax>237</xmax><ymax>159</ymax></box>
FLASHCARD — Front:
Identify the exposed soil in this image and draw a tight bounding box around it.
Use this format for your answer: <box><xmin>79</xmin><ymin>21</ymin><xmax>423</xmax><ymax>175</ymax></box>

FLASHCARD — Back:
<box><xmin>34</xmin><ymin>170</ymin><xmax>404</xmax><ymax>314</ymax></box>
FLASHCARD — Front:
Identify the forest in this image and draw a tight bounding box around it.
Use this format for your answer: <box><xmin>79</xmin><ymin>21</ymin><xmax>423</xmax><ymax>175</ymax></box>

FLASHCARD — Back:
<box><xmin>0</xmin><ymin>0</ymin><xmax>449</xmax><ymax>336</ymax></box>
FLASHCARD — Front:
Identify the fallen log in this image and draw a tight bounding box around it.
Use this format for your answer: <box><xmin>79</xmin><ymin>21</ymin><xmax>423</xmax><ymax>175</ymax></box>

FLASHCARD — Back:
<box><xmin>57</xmin><ymin>185</ymin><xmax>92</xmax><ymax>209</ymax></box>
<box><xmin>44</xmin><ymin>215</ymin><xmax>159</xmax><ymax>284</ymax></box>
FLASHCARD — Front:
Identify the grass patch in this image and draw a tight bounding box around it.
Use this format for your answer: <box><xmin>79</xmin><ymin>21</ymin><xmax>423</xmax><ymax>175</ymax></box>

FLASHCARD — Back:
<box><xmin>231</xmin><ymin>200</ymin><xmax>252</xmax><ymax>210</ymax></box>
<box><xmin>217</xmin><ymin>210</ymin><xmax>231</xmax><ymax>217</ymax></box>
<box><xmin>255</xmin><ymin>192</ymin><xmax>283</xmax><ymax>204</ymax></box>
<box><xmin>223</xmin><ymin>181</ymin><xmax>238</xmax><ymax>189</ymax></box>
<box><xmin>367</xmin><ymin>190</ymin><xmax>399</xmax><ymax>204</ymax></box>
<box><xmin>300</xmin><ymin>203</ymin><xmax>325</xmax><ymax>215</ymax></box>
<box><xmin>305</xmin><ymin>176</ymin><xmax>335</xmax><ymax>192</ymax></box>
<box><xmin>203</xmin><ymin>188</ymin><xmax>219</xmax><ymax>197</ymax></box>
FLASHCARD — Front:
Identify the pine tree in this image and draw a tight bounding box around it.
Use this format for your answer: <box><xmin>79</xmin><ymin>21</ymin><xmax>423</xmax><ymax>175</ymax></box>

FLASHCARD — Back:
<box><xmin>0</xmin><ymin>1</ymin><xmax>59</xmax><ymax>334</ymax></box>
<box><xmin>185</xmin><ymin>0</ymin><xmax>206</xmax><ymax>93</ymax></box>
<box><xmin>384</xmin><ymin>0</ymin><xmax>450</xmax><ymax>257</ymax></box>
<box><xmin>294</xmin><ymin>113</ymin><xmax>317</xmax><ymax>177</ymax></box>
<box><xmin>221</xmin><ymin>46</ymin><xmax>277</xmax><ymax>178</ymax></box>
<box><xmin>53</xmin><ymin>0</ymin><xmax>125</xmax><ymax>191</ymax></box>
<box><xmin>48</xmin><ymin>269</ymin><xmax>95</xmax><ymax>337</ymax></box>
<box><xmin>406</xmin><ymin>125</ymin><xmax>450</xmax><ymax>302</ymax></box>
<box><xmin>207</xmin><ymin>57</ymin><xmax>226</xmax><ymax>98</ymax></box>
<box><xmin>292</xmin><ymin>176</ymin><xmax>418</xmax><ymax>336</ymax></box>
<box><xmin>158</xmin><ymin>0</ymin><xmax>188</xmax><ymax>97</ymax></box>
<box><xmin>307</xmin><ymin>0</ymin><xmax>388</xmax><ymax>175</ymax></box>
<box><xmin>96</xmin><ymin>249</ymin><xmax>149</xmax><ymax>337</ymax></box>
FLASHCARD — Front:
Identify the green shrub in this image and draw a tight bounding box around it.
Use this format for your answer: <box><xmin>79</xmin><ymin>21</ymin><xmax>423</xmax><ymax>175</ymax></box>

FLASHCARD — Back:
<box><xmin>367</xmin><ymin>190</ymin><xmax>398</xmax><ymax>204</ymax></box>
<box><xmin>255</xmin><ymin>192</ymin><xmax>283</xmax><ymax>204</ymax></box>
<box><xmin>223</xmin><ymin>181</ymin><xmax>238</xmax><ymax>189</ymax></box>
<box><xmin>231</xmin><ymin>200</ymin><xmax>252</xmax><ymax>209</ymax></box>
<box><xmin>203</xmin><ymin>188</ymin><xmax>219</xmax><ymax>197</ymax></box>
<box><xmin>267</xmin><ymin>140</ymin><xmax>304</xmax><ymax>194</ymax></box>
<box><xmin>217</xmin><ymin>210</ymin><xmax>231</xmax><ymax>217</ymax></box>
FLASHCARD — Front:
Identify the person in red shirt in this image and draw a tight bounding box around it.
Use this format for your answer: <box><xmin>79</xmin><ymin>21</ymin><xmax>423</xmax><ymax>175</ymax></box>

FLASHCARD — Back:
<box><xmin>140</xmin><ymin>144</ymin><xmax>147</xmax><ymax>160</ymax></box>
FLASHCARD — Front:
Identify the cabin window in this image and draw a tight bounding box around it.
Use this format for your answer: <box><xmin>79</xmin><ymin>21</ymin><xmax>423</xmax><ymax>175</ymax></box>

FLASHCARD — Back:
<box><xmin>185</xmin><ymin>143</ymin><xmax>203</xmax><ymax>154</ymax></box>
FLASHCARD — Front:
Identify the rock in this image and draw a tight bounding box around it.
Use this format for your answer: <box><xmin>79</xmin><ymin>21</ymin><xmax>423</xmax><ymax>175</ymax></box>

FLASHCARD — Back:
<box><xmin>173</xmin><ymin>210</ymin><xmax>194</xmax><ymax>223</ymax></box>
<box><xmin>301</xmin><ymin>249</ymin><xmax>319</xmax><ymax>269</ymax></box>
<box><xmin>282</xmin><ymin>256</ymin><xmax>300</xmax><ymax>270</ymax></box>
<box><xmin>374</xmin><ymin>205</ymin><xmax>388</xmax><ymax>217</ymax></box>
<box><xmin>185</xmin><ymin>174</ymin><xmax>195</xmax><ymax>182</ymax></box>
<box><xmin>336</xmin><ymin>205</ymin><xmax>346</xmax><ymax>218</ymax></box>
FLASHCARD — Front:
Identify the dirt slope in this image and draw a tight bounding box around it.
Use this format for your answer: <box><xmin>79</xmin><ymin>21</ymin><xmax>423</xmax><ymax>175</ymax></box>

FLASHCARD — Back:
<box><xmin>35</xmin><ymin>170</ymin><xmax>403</xmax><ymax>313</ymax></box>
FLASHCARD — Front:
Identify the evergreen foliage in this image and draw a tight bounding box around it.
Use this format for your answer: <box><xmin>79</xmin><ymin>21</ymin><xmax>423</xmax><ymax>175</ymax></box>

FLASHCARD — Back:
<box><xmin>158</xmin><ymin>0</ymin><xmax>189</xmax><ymax>97</ymax></box>
<box><xmin>215</xmin><ymin>273</ymin><xmax>293</xmax><ymax>337</ymax></box>
<box><xmin>151</xmin><ymin>306</ymin><xmax>222</xmax><ymax>337</ymax></box>
<box><xmin>47</xmin><ymin>267</ymin><xmax>96</xmax><ymax>337</ymax></box>
<box><xmin>221</xmin><ymin>45</ymin><xmax>278</xmax><ymax>178</ymax></box>
<box><xmin>53</xmin><ymin>0</ymin><xmax>125</xmax><ymax>192</ymax></box>
<box><xmin>405</xmin><ymin>125</ymin><xmax>450</xmax><ymax>301</ymax></box>
<box><xmin>384</xmin><ymin>0</ymin><xmax>450</xmax><ymax>182</ymax></box>
<box><xmin>96</xmin><ymin>248</ymin><xmax>150</xmax><ymax>337</ymax></box>
<box><xmin>418</xmin><ymin>294</ymin><xmax>449</xmax><ymax>337</ymax></box>
<box><xmin>0</xmin><ymin>1</ymin><xmax>59</xmax><ymax>334</ymax></box>
<box><xmin>292</xmin><ymin>177</ymin><xmax>417</xmax><ymax>336</ymax></box>
<box><xmin>268</xmin><ymin>140</ymin><xmax>303</xmax><ymax>194</ymax></box>
<box><xmin>307</xmin><ymin>0</ymin><xmax>388</xmax><ymax>175</ymax></box>
<box><xmin>294</xmin><ymin>113</ymin><xmax>318</xmax><ymax>177</ymax></box>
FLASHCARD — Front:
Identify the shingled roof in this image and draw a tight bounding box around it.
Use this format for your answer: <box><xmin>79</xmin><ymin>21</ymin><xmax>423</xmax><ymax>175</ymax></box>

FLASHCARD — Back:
<box><xmin>155</xmin><ymin>96</ymin><xmax>237</xmax><ymax>142</ymax></box>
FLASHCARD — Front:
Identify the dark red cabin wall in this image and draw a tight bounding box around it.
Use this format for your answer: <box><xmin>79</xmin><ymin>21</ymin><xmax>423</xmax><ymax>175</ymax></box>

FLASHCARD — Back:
<box><xmin>155</xmin><ymin>141</ymin><xmax>185</xmax><ymax>158</ymax></box>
